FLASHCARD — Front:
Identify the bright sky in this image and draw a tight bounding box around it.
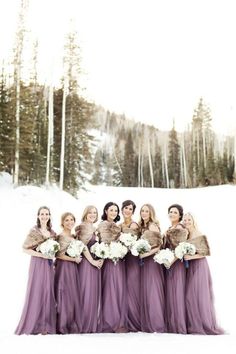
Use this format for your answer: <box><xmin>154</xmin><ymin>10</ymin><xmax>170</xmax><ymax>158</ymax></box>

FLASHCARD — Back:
<box><xmin>1</xmin><ymin>0</ymin><xmax>236</xmax><ymax>134</ymax></box>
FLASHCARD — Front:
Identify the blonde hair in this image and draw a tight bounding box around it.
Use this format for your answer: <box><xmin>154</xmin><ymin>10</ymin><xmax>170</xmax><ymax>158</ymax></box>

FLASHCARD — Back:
<box><xmin>139</xmin><ymin>204</ymin><xmax>160</xmax><ymax>228</ymax></box>
<box><xmin>61</xmin><ymin>212</ymin><xmax>76</xmax><ymax>228</ymax></box>
<box><xmin>81</xmin><ymin>205</ymin><xmax>98</xmax><ymax>223</ymax></box>
<box><xmin>183</xmin><ymin>212</ymin><xmax>200</xmax><ymax>231</ymax></box>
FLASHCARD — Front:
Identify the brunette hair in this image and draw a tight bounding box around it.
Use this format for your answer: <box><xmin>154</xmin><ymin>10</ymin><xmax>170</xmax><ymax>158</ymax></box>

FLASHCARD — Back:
<box><xmin>60</xmin><ymin>212</ymin><xmax>76</xmax><ymax>228</ymax></box>
<box><xmin>121</xmin><ymin>200</ymin><xmax>136</xmax><ymax>213</ymax></box>
<box><xmin>36</xmin><ymin>206</ymin><xmax>52</xmax><ymax>230</ymax></box>
<box><xmin>101</xmin><ymin>202</ymin><xmax>120</xmax><ymax>222</ymax></box>
<box><xmin>168</xmin><ymin>204</ymin><xmax>183</xmax><ymax>221</ymax></box>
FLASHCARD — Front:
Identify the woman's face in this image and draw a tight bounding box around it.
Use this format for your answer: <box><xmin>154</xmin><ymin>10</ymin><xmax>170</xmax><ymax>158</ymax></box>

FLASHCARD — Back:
<box><xmin>62</xmin><ymin>215</ymin><xmax>75</xmax><ymax>231</ymax></box>
<box><xmin>183</xmin><ymin>214</ymin><xmax>193</xmax><ymax>229</ymax></box>
<box><xmin>140</xmin><ymin>205</ymin><xmax>150</xmax><ymax>222</ymax></box>
<box><xmin>168</xmin><ymin>207</ymin><xmax>180</xmax><ymax>224</ymax></box>
<box><xmin>86</xmin><ymin>208</ymin><xmax>97</xmax><ymax>223</ymax></box>
<box><xmin>122</xmin><ymin>204</ymin><xmax>134</xmax><ymax>219</ymax></box>
<box><xmin>38</xmin><ymin>208</ymin><xmax>50</xmax><ymax>225</ymax></box>
<box><xmin>106</xmin><ymin>205</ymin><xmax>118</xmax><ymax>221</ymax></box>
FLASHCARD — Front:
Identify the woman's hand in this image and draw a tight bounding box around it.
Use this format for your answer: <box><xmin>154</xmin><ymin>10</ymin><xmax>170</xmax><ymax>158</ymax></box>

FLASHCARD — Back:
<box><xmin>92</xmin><ymin>259</ymin><xmax>103</xmax><ymax>269</ymax></box>
<box><xmin>74</xmin><ymin>256</ymin><xmax>82</xmax><ymax>264</ymax></box>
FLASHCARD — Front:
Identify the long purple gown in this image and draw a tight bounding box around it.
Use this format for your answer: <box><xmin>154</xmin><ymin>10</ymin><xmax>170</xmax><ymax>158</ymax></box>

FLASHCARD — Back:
<box><xmin>120</xmin><ymin>223</ymin><xmax>140</xmax><ymax>332</ymax></box>
<box><xmin>186</xmin><ymin>257</ymin><xmax>224</xmax><ymax>334</ymax></box>
<box><xmin>140</xmin><ymin>225</ymin><xmax>165</xmax><ymax>333</ymax></box>
<box><xmin>76</xmin><ymin>224</ymin><xmax>102</xmax><ymax>333</ymax></box>
<box><xmin>54</xmin><ymin>234</ymin><xmax>81</xmax><ymax>334</ymax></box>
<box><xmin>165</xmin><ymin>226</ymin><xmax>188</xmax><ymax>334</ymax></box>
<box><xmin>15</xmin><ymin>227</ymin><xmax>57</xmax><ymax>335</ymax></box>
<box><xmin>126</xmin><ymin>253</ymin><xmax>141</xmax><ymax>331</ymax></box>
<box><xmin>97</xmin><ymin>221</ymin><xmax>127</xmax><ymax>332</ymax></box>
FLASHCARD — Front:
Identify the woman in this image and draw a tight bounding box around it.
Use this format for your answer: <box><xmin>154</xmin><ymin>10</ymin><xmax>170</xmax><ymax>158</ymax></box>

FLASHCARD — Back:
<box><xmin>183</xmin><ymin>212</ymin><xmax>224</xmax><ymax>334</ymax></box>
<box><xmin>120</xmin><ymin>200</ymin><xmax>140</xmax><ymax>332</ymax></box>
<box><xmin>75</xmin><ymin>206</ymin><xmax>104</xmax><ymax>333</ymax></box>
<box><xmin>97</xmin><ymin>202</ymin><xmax>126</xmax><ymax>333</ymax></box>
<box><xmin>139</xmin><ymin>204</ymin><xmax>165</xmax><ymax>333</ymax></box>
<box><xmin>54</xmin><ymin>212</ymin><xmax>82</xmax><ymax>334</ymax></box>
<box><xmin>165</xmin><ymin>203</ymin><xmax>188</xmax><ymax>334</ymax></box>
<box><xmin>15</xmin><ymin>206</ymin><xmax>57</xmax><ymax>335</ymax></box>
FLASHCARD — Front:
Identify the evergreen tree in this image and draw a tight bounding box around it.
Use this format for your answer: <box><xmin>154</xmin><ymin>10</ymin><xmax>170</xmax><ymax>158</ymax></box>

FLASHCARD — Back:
<box><xmin>168</xmin><ymin>123</ymin><xmax>180</xmax><ymax>187</ymax></box>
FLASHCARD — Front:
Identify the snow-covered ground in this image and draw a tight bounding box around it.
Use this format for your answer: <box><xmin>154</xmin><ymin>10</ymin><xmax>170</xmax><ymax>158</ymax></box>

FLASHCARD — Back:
<box><xmin>0</xmin><ymin>172</ymin><xmax>235</xmax><ymax>353</ymax></box>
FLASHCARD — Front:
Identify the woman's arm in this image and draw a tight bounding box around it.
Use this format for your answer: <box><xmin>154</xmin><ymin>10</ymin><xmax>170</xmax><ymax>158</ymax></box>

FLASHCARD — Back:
<box><xmin>56</xmin><ymin>254</ymin><xmax>82</xmax><ymax>263</ymax></box>
<box><xmin>23</xmin><ymin>248</ymin><xmax>48</xmax><ymax>259</ymax></box>
<box><xmin>139</xmin><ymin>246</ymin><xmax>160</xmax><ymax>259</ymax></box>
<box><xmin>184</xmin><ymin>254</ymin><xmax>205</xmax><ymax>261</ymax></box>
<box><xmin>82</xmin><ymin>246</ymin><xmax>104</xmax><ymax>268</ymax></box>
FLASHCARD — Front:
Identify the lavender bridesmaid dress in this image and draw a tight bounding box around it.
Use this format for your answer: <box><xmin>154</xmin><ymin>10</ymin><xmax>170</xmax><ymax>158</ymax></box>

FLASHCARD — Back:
<box><xmin>54</xmin><ymin>235</ymin><xmax>81</xmax><ymax>334</ymax></box>
<box><xmin>140</xmin><ymin>225</ymin><xmax>165</xmax><ymax>333</ymax></box>
<box><xmin>126</xmin><ymin>252</ymin><xmax>141</xmax><ymax>331</ymax></box>
<box><xmin>165</xmin><ymin>260</ymin><xmax>187</xmax><ymax>333</ymax></box>
<box><xmin>165</xmin><ymin>226</ymin><xmax>188</xmax><ymax>334</ymax></box>
<box><xmin>77</xmin><ymin>233</ymin><xmax>102</xmax><ymax>333</ymax></box>
<box><xmin>15</xmin><ymin>227</ymin><xmax>57</xmax><ymax>335</ymax></box>
<box><xmin>97</xmin><ymin>221</ymin><xmax>127</xmax><ymax>333</ymax></box>
<box><xmin>186</xmin><ymin>258</ymin><xmax>223</xmax><ymax>334</ymax></box>
<box><xmin>101</xmin><ymin>258</ymin><xmax>127</xmax><ymax>332</ymax></box>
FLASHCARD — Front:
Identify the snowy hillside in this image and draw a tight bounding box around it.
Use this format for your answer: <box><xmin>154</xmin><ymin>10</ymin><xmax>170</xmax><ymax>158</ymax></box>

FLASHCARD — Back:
<box><xmin>0</xmin><ymin>172</ymin><xmax>235</xmax><ymax>354</ymax></box>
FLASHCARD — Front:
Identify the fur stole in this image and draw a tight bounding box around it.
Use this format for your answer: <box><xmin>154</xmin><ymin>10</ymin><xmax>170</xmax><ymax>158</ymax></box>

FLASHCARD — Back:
<box><xmin>97</xmin><ymin>221</ymin><xmax>121</xmax><ymax>244</ymax></box>
<box><xmin>141</xmin><ymin>230</ymin><xmax>163</xmax><ymax>248</ymax></box>
<box><xmin>120</xmin><ymin>222</ymin><xmax>140</xmax><ymax>237</ymax></box>
<box><xmin>165</xmin><ymin>227</ymin><xmax>188</xmax><ymax>249</ymax></box>
<box><xmin>23</xmin><ymin>226</ymin><xmax>56</xmax><ymax>250</ymax></box>
<box><xmin>188</xmin><ymin>235</ymin><xmax>210</xmax><ymax>256</ymax></box>
<box><xmin>75</xmin><ymin>222</ymin><xmax>95</xmax><ymax>245</ymax></box>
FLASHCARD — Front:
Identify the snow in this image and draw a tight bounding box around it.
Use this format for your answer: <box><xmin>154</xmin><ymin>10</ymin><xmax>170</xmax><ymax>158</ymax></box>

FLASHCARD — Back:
<box><xmin>0</xmin><ymin>172</ymin><xmax>235</xmax><ymax>353</ymax></box>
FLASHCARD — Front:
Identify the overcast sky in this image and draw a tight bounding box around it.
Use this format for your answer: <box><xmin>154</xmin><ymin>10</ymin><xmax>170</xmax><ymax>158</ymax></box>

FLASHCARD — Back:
<box><xmin>1</xmin><ymin>0</ymin><xmax>236</xmax><ymax>133</ymax></box>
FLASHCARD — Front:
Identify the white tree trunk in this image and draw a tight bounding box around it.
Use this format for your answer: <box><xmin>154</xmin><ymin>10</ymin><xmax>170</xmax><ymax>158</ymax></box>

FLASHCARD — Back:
<box><xmin>46</xmin><ymin>84</ymin><xmax>54</xmax><ymax>185</ymax></box>
<box><xmin>59</xmin><ymin>82</ymin><xmax>67</xmax><ymax>190</ymax></box>
<box><xmin>147</xmin><ymin>138</ymin><xmax>154</xmax><ymax>187</ymax></box>
<box><xmin>14</xmin><ymin>66</ymin><xmax>20</xmax><ymax>186</ymax></box>
<box><xmin>203</xmin><ymin>128</ymin><xmax>206</xmax><ymax>169</ymax></box>
<box><xmin>181</xmin><ymin>134</ymin><xmax>187</xmax><ymax>187</ymax></box>
<box><xmin>164</xmin><ymin>142</ymin><xmax>169</xmax><ymax>188</ymax></box>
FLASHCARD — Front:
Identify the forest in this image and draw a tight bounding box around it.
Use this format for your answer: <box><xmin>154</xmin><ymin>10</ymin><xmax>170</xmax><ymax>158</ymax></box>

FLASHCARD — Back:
<box><xmin>0</xmin><ymin>0</ymin><xmax>235</xmax><ymax>196</ymax></box>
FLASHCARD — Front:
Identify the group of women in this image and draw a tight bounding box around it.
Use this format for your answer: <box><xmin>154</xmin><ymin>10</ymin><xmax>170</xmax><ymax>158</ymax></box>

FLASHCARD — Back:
<box><xmin>15</xmin><ymin>200</ymin><xmax>223</xmax><ymax>335</ymax></box>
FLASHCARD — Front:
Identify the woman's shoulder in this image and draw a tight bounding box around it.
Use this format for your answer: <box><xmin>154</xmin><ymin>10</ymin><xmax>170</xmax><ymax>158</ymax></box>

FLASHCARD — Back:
<box><xmin>149</xmin><ymin>222</ymin><xmax>160</xmax><ymax>232</ymax></box>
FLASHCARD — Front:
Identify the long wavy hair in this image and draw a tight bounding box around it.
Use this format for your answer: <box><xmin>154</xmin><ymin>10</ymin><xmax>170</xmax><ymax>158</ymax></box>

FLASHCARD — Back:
<box><xmin>36</xmin><ymin>206</ymin><xmax>52</xmax><ymax>230</ymax></box>
<box><xmin>101</xmin><ymin>202</ymin><xmax>120</xmax><ymax>222</ymax></box>
<box><xmin>139</xmin><ymin>203</ymin><xmax>160</xmax><ymax>228</ymax></box>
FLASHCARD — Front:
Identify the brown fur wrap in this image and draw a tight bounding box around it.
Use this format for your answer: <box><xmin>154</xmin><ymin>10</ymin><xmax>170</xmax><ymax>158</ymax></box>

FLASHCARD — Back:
<box><xmin>56</xmin><ymin>234</ymin><xmax>75</xmax><ymax>257</ymax></box>
<box><xmin>23</xmin><ymin>226</ymin><xmax>56</xmax><ymax>250</ymax></box>
<box><xmin>96</xmin><ymin>221</ymin><xmax>121</xmax><ymax>244</ymax></box>
<box><xmin>120</xmin><ymin>222</ymin><xmax>140</xmax><ymax>237</ymax></box>
<box><xmin>75</xmin><ymin>222</ymin><xmax>95</xmax><ymax>245</ymax></box>
<box><xmin>141</xmin><ymin>230</ymin><xmax>163</xmax><ymax>248</ymax></box>
<box><xmin>188</xmin><ymin>235</ymin><xmax>210</xmax><ymax>256</ymax></box>
<box><xmin>165</xmin><ymin>227</ymin><xmax>188</xmax><ymax>250</ymax></box>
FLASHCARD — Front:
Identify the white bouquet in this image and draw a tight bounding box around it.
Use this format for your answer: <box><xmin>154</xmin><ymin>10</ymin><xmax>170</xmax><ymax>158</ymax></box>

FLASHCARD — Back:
<box><xmin>153</xmin><ymin>248</ymin><xmax>175</xmax><ymax>268</ymax></box>
<box><xmin>174</xmin><ymin>242</ymin><xmax>196</xmax><ymax>260</ymax></box>
<box><xmin>90</xmin><ymin>241</ymin><xmax>110</xmax><ymax>259</ymax></box>
<box><xmin>119</xmin><ymin>232</ymin><xmax>137</xmax><ymax>248</ymax></box>
<box><xmin>130</xmin><ymin>239</ymin><xmax>151</xmax><ymax>256</ymax></box>
<box><xmin>108</xmin><ymin>241</ymin><xmax>128</xmax><ymax>264</ymax></box>
<box><xmin>66</xmin><ymin>239</ymin><xmax>85</xmax><ymax>258</ymax></box>
<box><xmin>36</xmin><ymin>238</ymin><xmax>60</xmax><ymax>258</ymax></box>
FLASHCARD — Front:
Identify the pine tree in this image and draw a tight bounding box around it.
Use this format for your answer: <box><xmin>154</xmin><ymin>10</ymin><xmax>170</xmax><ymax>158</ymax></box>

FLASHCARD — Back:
<box><xmin>168</xmin><ymin>122</ymin><xmax>180</xmax><ymax>187</ymax></box>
